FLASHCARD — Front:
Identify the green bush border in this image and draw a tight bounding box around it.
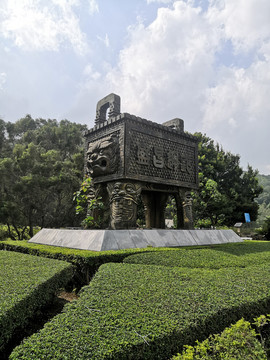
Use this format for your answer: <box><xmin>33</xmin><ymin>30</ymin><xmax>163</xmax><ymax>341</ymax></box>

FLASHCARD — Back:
<box><xmin>123</xmin><ymin>240</ymin><xmax>270</xmax><ymax>269</ymax></box>
<box><xmin>0</xmin><ymin>240</ymin><xmax>165</xmax><ymax>285</ymax></box>
<box><xmin>0</xmin><ymin>251</ymin><xmax>74</xmax><ymax>353</ymax></box>
<box><xmin>9</xmin><ymin>262</ymin><xmax>270</xmax><ymax>359</ymax></box>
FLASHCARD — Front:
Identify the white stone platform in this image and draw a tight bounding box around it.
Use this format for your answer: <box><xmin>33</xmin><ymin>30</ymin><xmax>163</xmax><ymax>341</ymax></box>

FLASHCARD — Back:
<box><xmin>28</xmin><ymin>228</ymin><xmax>242</xmax><ymax>251</ymax></box>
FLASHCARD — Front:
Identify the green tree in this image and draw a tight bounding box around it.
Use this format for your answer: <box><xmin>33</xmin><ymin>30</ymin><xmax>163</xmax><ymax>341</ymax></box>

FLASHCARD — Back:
<box><xmin>193</xmin><ymin>133</ymin><xmax>262</xmax><ymax>227</ymax></box>
<box><xmin>255</xmin><ymin>174</ymin><xmax>270</xmax><ymax>225</ymax></box>
<box><xmin>73</xmin><ymin>176</ymin><xmax>104</xmax><ymax>229</ymax></box>
<box><xmin>256</xmin><ymin>175</ymin><xmax>270</xmax><ymax>206</ymax></box>
<box><xmin>0</xmin><ymin>116</ymin><xmax>87</xmax><ymax>239</ymax></box>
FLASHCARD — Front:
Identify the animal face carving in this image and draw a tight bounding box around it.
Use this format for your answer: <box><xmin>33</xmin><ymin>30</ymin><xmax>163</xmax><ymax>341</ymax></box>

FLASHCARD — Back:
<box><xmin>110</xmin><ymin>183</ymin><xmax>139</xmax><ymax>222</ymax></box>
<box><xmin>86</xmin><ymin>134</ymin><xmax>119</xmax><ymax>177</ymax></box>
<box><xmin>108</xmin><ymin>182</ymin><xmax>141</xmax><ymax>229</ymax></box>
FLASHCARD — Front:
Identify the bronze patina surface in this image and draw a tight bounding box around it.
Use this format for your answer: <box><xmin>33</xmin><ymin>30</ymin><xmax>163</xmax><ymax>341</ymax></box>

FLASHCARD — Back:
<box><xmin>85</xmin><ymin>93</ymin><xmax>198</xmax><ymax>230</ymax></box>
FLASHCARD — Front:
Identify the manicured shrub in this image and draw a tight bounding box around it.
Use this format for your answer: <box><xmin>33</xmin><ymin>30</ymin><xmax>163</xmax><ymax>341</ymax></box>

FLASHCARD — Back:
<box><xmin>172</xmin><ymin>318</ymin><xmax>267</xmax><ymax>359</ymax></box>
<box><xmin>10</xmin><ymin>262</ymin><xmax>270</xmax><ymax>359</ymax></box>
<box><xmin>0</xmin><ymin>239</ymin><xmax>161</xmax><ymax>284</ymax></box>
<box><xmin>2</xmin><ymin>239</ymin><xmax>266</xmax><ymax>284</ymax></box>
<box><xmin>123</xmin><ymin>240</ymin><xmax>270</xmax><ymax>269</ymax></box>
<box><xmin>0</xmin><ymin>250</ymin><xmax>74</xmax><ymax>352</ymax></box>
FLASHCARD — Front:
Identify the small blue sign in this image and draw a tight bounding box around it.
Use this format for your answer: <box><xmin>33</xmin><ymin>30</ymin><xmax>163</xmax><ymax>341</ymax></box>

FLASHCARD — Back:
<box><xmin>244</xmin><ymin>213</ymin><xmax>251</xmax><ymax>223</ymax></box>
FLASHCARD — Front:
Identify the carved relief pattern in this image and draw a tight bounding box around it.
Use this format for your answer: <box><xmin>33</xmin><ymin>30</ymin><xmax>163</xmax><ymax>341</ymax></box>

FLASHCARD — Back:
<box><xmin>128</xmin><ymin>130</ymin><xmax>196</xmax><ymax>184</ymax></box>
<box><xmin>137</xmin><ymin>146</ymin><xmax>150</xmax><ymax>165</ymax></box>
<box><xmin>107</xmin><ymin>182</ymin><xmax>141</xmax><ymax>229</ymax></box>
<box><xmin>183</xmin><ymin>191</ymin><xmax>194</xmax><ymax>229</ymax></box>
<box><xmin>86</xmin><ymin>132</ymin><xmax>120</xmax><ymax>177</ymax></box>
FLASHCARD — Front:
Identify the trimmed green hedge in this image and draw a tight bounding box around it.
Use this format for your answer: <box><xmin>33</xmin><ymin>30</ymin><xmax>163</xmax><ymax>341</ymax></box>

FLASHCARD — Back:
<box><xmin>0</xmin><ymin>239</ymin><xmax>252</xmax><ymax>284</ymax></box>
<box><xmin>10</xmin><ymin>262</ymin><xmax>270</xmax><ymax>359</ymax></box>
<box><xmin>123</xmin><ymin>240</ymin><xmax>270</xmax><ymax>269</ymax></box>
<box><xmin>0</xmin><ymin>240</ymin><xmax>162</xmax><ymax>284</ymax></box>
<box><xmin>0</xmin><ymin>250</ymin><xmax>74</xmax><ymax>352</ymax></box>
<box><xmin>172</xmin><ymin>318</ymin><xmax>267</xmax><ymax>359</ymax></box>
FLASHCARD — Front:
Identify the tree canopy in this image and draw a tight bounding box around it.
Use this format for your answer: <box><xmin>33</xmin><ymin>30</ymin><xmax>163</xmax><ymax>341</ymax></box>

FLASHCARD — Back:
<box><xmin>0</xmin><ymin>116</ymin><xmax>87</xmax><ymax>239</ymax></box>
<box><xmin>255</xmin><ymin>174</ymin><xmax>270</xmax><ymax>226</ymax></box>
<box><xmin>192</xmin><ymin>133</ymin><xmax>263</xmax><ymax>227</ymax></box>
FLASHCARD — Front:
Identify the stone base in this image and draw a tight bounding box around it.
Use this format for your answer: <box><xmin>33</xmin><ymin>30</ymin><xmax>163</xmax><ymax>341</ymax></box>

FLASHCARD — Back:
<box><xmin>28</xmin><ymin>228</ymin><xmax>242</xmax><ymax>251</ymax></box>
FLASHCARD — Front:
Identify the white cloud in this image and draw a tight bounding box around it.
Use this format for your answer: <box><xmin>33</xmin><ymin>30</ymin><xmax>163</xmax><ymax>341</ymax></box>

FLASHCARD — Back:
<box><xmin>0</xmin><ymin>72</ymin><xmax>7</xmax><ymax>89</ymax></box>
<box><xmin>97</xmin><ymin>33</ymin><xmax>110</xmax><ymax>48</ymax></box>
<box><xmin>228</xmin><ymin>117</ymin><xmax>237</xmax><ymax>128</ymax></box>
<box><xmin>83</xmin><ymin>64</ymin><xmax>101</xmax><ymax>80</ymax></box>
<box><xmin>208</xmin><ymin>0</ymin><xmax>270</xmax><ymax>52</ymax></box>
<box><xmin>200</xmin><ymin>54</ymin><xmax>270</xmax><ymax>173</ymax></box>
<box><xmin>202</xmin><ymin>57</ymin><xmax>270</xmax><ymax>130</ymax></box>
<box><xmin>105</xmin><ymin>1</ymin><xmax>219</xmax><ymax>125</ymax></box>
<box><xmin>202</xmin><ymin>0</ymin><xmax>270</xmax><ymax>135</ymax></box>
<box><xmin>0</xmin><ymin>0</ymin><xmax>88</xmax><ymax>54</ymax></box>
<box><xmin>146</xmin><ymin>0</ymin><xmax>172</xmax><ymax>4</ymax></box>
<box><xmin>88</xmin><ymin>0</ymin><xmax>99</xmax><ymax>15</ymax></box>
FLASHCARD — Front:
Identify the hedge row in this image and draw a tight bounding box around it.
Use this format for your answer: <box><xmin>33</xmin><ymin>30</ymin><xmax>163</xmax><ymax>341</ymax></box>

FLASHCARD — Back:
<box><xmin>172</xmin><ymin>318</ymin><xmax>267</xmax><ymax>359</ymax></box>
<box><xmin>0</xmin><ymin>239</ymin><xmax>253</xmax><ymax>284</ymax></box>
<box><xmin>10</xmin><ymin>261</ymin><xmax>270</xmax><ymax>359</ymax></box>
<box><xmin>0</xmin><ymin>240</ymin><xmax>163</xmax><ymax>284</ymax></box>
<box><xmin>123</xmin><ymin>240</ymin><xmax>270</xmax><ymax>269</ymax></box>
<box><xmin>0</xmin><ymin>250</ymin><xmax>74</xmax><ymax>353</ymax></box>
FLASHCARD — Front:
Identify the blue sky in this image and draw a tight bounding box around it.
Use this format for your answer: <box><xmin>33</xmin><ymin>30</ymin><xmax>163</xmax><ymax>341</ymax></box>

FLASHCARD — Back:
<box><xmin>0</xmin><ymin>0</ymin><xmax>270</xmax><ymax>174</ymax></box>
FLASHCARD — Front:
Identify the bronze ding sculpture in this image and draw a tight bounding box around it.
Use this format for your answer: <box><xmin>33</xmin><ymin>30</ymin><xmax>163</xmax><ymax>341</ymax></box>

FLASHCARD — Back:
<box><xmin>84</xmin><ymin>93</ymin><xmax>199</xmax><ymax>230</ymax></box>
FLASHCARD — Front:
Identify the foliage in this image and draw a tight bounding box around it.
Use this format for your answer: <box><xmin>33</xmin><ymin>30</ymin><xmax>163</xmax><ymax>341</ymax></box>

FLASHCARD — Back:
<box><xmin>256</xmin><ymin>174</ymin><xmax>270</xmax><ymax>226</ymax></box>
<box><xmin>253</xmin><ymin>314</ymin><xmax>270</xmax><ymax>357</ymax></box>
<box><xmin>73</xmin><ymin>176</ymin><xmax>104</xmax><ymax>229</ymax></box>
<box><xmin>172</xmin><ymin>318</ymin><xmax>267</xmax><ymax>359</ymax></box>
<box><xmin>165</xmin><ymin>196</ymin><xmax>177</xmax><ymax>228</ymax></box>
<box><xmin>0</xmin><ymin>225</ymin><xmax>40</xmax><ymax>241</ymax></box>
<box><xmin>257</xmin><ymin>203</ymin><xmax>270</xmax><ymax>227</ymax></box>
<box><xmin>0</xmin><ymin>250</ymin><xmax>74</xmax><ymax>353</ymax></box>
<box><xmin>0</xmin><ymin>116</ymin><xmax>86</xmax><ymax>239</ymax></box>
<box><xmin>123</xmin><ymin>240</ymin><xmax>270</xmax><ymax>269</ymax></box>
<box><xmin>4</xmin><ymin>239</ymin><xmax>270</xmax><ymax>284</ymax></box>
<box><xmin>137</xmin><ymin>196</ymin><xmax>146</xmax><ymax>227</ymax></box>
<box><xmin>0</xmin><ymin>239</ymin><xmax>162</xmax><ymax>284</ymax></box>
<box><xmin>256</xmin><ymin>175</ymin><xmax>270</xmax><ymax>206</ymax></box>
<box><xmin>10</xmin><ymin>260</ymin><xmax>270</xmax><ymax>359</ymax></box>
<box><xmin>193</xmin><ymin>133</ymin><xmax>263</xmax><ymax>227</ymax></box>
<box><xmin>260</xmin><ymin>217</ymin><xmax>270</xmax><ymax>240</ymax></box>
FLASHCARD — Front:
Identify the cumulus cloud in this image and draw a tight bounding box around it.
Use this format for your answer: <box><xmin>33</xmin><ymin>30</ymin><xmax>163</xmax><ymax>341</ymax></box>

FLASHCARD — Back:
<box><xmin>83</xmin><ymin>64</ymin><xmax>101</xmax><ymax>80</ymax></box>
<box><xmin>146</xmin><ymin>0</ymin><xmax>173</xmax><ymax>4</ymax></box>
<box><xmin>203</xmin><ymin>0</ymin><xmax>270</xmax><ymax>133</ymax></box>
<box><xmin>88</xmin><ymin>0</ymin><xmax>99</xmax><ymax>15</ymax></box>
<box><xmin>0</xmin><ymin>0</ymin><xmax>88</xmax><ymax>54</ymax></box>
<box><xmin>97</xmin><ymin>33</ymin><xmax>110</xmax><ymax>48</ymax></box>
<box><xmin>208</xmin><ymin>0</ymin><xmax>270</xmax><ymax>53</ymax></box>
<box><xmin>0</xmin><ymin>72</ymin><xmax>7</xmax><ymax>89</ymax></box>
<box><xmin>103</xmin><ymin>0</ymin><xmax>270</xmax><ymax>128</ymax></box>
<box><xmin>203</xmin><ymin>59</ymin><xmax>270</xmax><ymax>131</ymax></box>
<box><xmin>106</xmin><ymin>1</ymin><xmax>219</xmax><ymax>125</ymax></box>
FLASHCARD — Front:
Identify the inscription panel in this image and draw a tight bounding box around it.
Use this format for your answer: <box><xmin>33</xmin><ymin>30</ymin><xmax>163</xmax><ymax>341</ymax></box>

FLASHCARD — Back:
<box><xmin>126</xmin><ymin>130</ymin><xmax>197</xmax><ymax>187</ymax></box>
